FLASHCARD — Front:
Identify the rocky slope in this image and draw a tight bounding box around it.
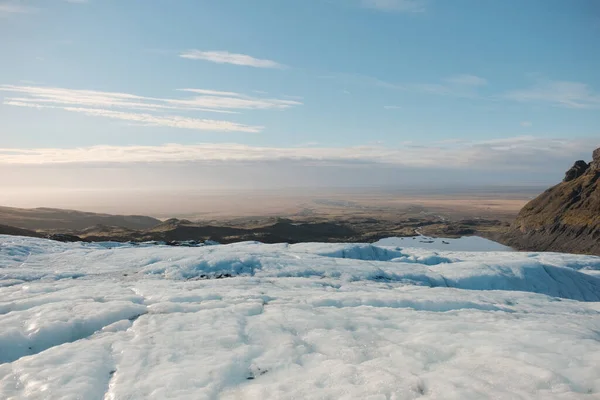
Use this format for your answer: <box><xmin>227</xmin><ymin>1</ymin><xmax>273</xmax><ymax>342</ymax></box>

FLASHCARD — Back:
<box><xmin>500</xmin><ymin>148</ymin><xmax>600</xmax><ymax>255</ymax></box>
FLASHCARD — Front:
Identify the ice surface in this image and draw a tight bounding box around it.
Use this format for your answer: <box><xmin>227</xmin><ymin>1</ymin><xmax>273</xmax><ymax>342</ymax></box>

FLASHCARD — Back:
<box><xmin>1</xmin><ymin>235</ymin><xmax>600</xmax><ymax>399</ymax></box>
<box><xmin>376</xmin><ymin>235</ymin><xmax>514</xmax><ymax>252</ymax></box>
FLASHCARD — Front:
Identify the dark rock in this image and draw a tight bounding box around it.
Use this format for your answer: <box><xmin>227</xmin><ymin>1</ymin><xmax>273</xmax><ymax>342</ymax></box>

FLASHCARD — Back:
<box><xmin>563</xmin><ymin>160</ymin><xmax>589</xmax><ymax>182</ymax></box>
<box><xmin>46</xmin><ymin>233</ymin><xmax>87</xmax><ymax>243</ymax></box>
<box><xmin>166</xmin><ymin>240</ymin><xmax>203</xmax><ymax>247</ymax></box>
<box><xmin>246</xmin><ymin>366</ymin><xmax>268</xmax><ymax>380</ymax></box>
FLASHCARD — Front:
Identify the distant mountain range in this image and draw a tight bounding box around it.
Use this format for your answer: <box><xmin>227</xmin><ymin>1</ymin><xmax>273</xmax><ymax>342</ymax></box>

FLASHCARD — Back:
<box><xmin>2</xmin><ymin>149</ymin><xmax>599</xmax><ymax>255</ymax></box>
<box><xmin>0</xmin><ymin>215</ymin><xmax>387</xmax><ymax>245</ymax></box>
<box><xmin>0</xmin><ymin>206</ymin><xmax>161</xmax><ymax>231</ymax></box>
<box><xmin>0</xmin><ymin>224</ymin><xmax>43</xmax><ymax>238</ymax></box>
<box><xmin>498</xmin><ymin>147</ymin><xmax>600</xmax><ymax>255</ymax></box>
<box><xmin>0</xmin><ymin>204</ymin><xmax>505</xmax><ymax>245</ymax></box>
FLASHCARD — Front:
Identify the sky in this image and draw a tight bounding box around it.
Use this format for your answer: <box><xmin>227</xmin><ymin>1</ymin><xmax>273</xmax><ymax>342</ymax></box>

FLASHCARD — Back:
<box><xmin>0</xmin><ymin>0</ymin><xmax>599</xmax><ymax>208</ymax></box>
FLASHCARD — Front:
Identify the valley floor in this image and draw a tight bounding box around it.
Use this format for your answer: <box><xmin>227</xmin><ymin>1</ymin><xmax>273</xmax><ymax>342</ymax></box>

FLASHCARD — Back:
<box><xmin>1</xmin><ymin>235</ymin><xmax>600</xmax><ymax>399</ymax></box>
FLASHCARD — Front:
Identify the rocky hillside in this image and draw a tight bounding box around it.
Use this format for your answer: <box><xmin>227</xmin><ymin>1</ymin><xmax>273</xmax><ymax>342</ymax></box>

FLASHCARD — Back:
<box><xmin>500</xmin><ymin>148</ymin><xmax>600</xmax><ymax>255</ymax></box>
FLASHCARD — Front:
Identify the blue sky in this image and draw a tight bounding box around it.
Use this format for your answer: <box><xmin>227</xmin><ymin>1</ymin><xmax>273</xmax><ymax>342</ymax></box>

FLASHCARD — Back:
<box><xmin>0</xmin><ymin>0</ymin><xmax>599</xmax><ymax>200</ymax></box>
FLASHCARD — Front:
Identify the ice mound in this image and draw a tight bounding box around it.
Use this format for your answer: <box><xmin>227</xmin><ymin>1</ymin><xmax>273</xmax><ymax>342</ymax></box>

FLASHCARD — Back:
<box><xmin>1</xmin><ymin>235</ymin><xmax>600</xmax><ymax>399</ymax></box>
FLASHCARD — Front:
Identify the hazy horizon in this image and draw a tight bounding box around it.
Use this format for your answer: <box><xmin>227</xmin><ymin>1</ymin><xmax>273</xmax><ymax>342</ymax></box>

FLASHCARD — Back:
<box><xmin>0</xmin><ymin>184</ymin><xmax>546</xmax><ymax>218</ymax></box>
<box><xmin>1</xmin><ymin>0</ymin><xmax>599</xmax><ymax>213</ymax></box>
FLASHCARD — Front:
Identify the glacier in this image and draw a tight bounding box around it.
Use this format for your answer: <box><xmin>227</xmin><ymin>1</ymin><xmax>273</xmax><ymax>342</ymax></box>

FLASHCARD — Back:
<box><xmin>1</xmin><ymin>235</ymin><xmax>600</xmax><ymax>399</ymax></box>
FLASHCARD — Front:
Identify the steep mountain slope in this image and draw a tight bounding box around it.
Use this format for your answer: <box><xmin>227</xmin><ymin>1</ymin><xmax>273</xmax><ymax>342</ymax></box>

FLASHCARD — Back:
<box><xmin>501</xmin><ymin>148</ymin><xmax>600</xmax><ymax>255</ymax></box>
<box><xmin>0</xmin><ymin>206</ymin><xmax>161</xmax><ymax>231</ymax></box>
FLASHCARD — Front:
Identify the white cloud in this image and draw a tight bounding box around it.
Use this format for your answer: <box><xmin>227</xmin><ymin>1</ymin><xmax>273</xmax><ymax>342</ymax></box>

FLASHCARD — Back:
<box><xmin>1</xmin><ymin>137</ymin><xmax>596</xmax><ymax>171</ymax></box>
<box><xmin>180</xmin><ymin>50</ymin><xmax>285</xmax><ymax>69</ymax></box>
<box><xmin>362</xmin><ymin>0</ymin><xmax>425</xmax><ymax>12</ymax></box>
<box><xmin>0</xmin><ymin>84</ymin><xmax>302</xmax><ymax>132</ymax></box>
<box><xmin>384</xmin><ymin>105</ymin><xmax>402</xmax><ymax>110</ymax></box>
<box><xmin>504</xmin><ymin>80</ymin><xmax>600</xmax><ymax>109</ymax></box>
<box><xmin>520</xmin><ymin>121</ymin><xmax>532</xmax><ymax>127</ymax></box>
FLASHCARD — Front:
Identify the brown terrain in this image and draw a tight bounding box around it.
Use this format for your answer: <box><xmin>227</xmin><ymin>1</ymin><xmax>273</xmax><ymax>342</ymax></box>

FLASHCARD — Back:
<box><xmin>0</xmin><ymin>188</ymin><xmax>535</xmax><ymax>245</ymax></box>
<box><xmin>0</xmin><ymin>206</ymin><xmax>160</xmax><ymax>231</ymax></box>
<box><xmin>498</xmin><ymin>148</ymin><xmax>600</xmax><ymax>255</ymax></box>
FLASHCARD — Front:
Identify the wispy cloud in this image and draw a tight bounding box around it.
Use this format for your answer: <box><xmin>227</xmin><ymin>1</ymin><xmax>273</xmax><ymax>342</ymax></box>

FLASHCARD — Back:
<box><xmin>327</xmin><ymin>73</ymin><xmax>598</xmax><ymax>111</ymax></box>
<box><xmin>0</xmin><ymin>0</ymin><xmax>85</xmax><ymax>15</ymax></box>
<box><xmin>362</xmin><ymin>0</ymin><xmax>425</xmax><ymax>13</ymax></box>
<box><xmin>0</xmin><ymin>85</ymin><xmax>302</xmax><ymax>111</ymax></box>
<box><xmin>4</xmin><ymin>101</ymin><xmax>262</xmax><ymax>132</ymax></box>
<box><xmin>176</xmin><ymin>89</ymin><xmax>300</xmax><ymax>110</ymax></box>
<box><xmin>322</xmin><ymin>73</ymin><xmax>487</xmax><ymax>98</ymax></box>
<box><xmin>319</xmin><ymin>73</ymin><xmax>405</xmax><ymax>90</ymax></box>
<box><xmin>504</xmin><ymin>80</ymin><xmax>600</xmax><ymax>109</ymax></box>
<box><xmin>410</xmin><ymin>74</ymin><xmax>487</xmax><ymax>97</ymax></box>
<box><xmin>0</xmin><ymin>2</ymin><xmax>35</xmax><ymax>14</ymax></box>
<box><xmin>0</xmin><ymin>84</ymin><xmax>302</xmax><ymax>132</ymax></box>
<box><xmin>180</xmin><ymin>50</ymin><xmax>285</xmax><ymax>69</ymax></box>
<box><xmin>182</xmin><ymin>89</ymin><xmax>245</xmax><ymax>97</ymax></box>
<box><xmin>445</xmin><ymin>74</ymin><xmax>488</xmax><ymax>87</ymax></box>
<box><xmin>2</xmin><ymin>137</ymin><xmax>596</xmax><ymax>171</ymax></box>
<box><xmin>520</xmin><ymin>121</ymin><xmax>532</xmax><ymax>127</ymax></box>
<box><xmin>384</xmin><ymin>105</ymin><xmax>402</xmax><ymax>110</ymax></box>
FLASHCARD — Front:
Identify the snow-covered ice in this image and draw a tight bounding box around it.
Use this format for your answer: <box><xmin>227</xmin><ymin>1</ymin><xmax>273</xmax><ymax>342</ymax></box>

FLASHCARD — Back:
<box><xmin>1</xmin><ymin>235</ymin><xmax>600</xmax><ymax>399</ymax></box>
